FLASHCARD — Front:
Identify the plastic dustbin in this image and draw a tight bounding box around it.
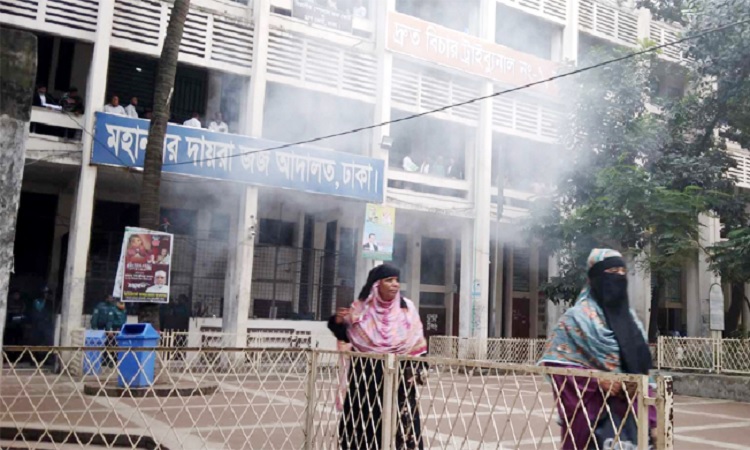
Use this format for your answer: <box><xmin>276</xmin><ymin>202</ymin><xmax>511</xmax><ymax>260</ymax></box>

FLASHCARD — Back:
<box><xmin>83</xmin><ymin>330</ymin><xmax>107</xmax><ymax>376</ymax></box>
<box><xmin>116</xmin><ymin>323</ymin><xmax>160</xmax><ymax>388</ymax></box>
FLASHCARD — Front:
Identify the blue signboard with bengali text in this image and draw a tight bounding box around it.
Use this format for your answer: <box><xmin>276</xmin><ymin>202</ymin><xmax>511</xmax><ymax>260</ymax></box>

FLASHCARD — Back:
<box><xmin>91</xmin><ymin>112</ymin><xmax>384</xmax><ymax>203</ymax></box>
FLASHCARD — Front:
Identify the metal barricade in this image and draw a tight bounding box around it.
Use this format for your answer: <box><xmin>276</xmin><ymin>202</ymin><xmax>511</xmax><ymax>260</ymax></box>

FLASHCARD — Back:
<box><xmin>1</xmin><ymin>345</ymin><xmax>672</xmax><ymax>449</ymax></box>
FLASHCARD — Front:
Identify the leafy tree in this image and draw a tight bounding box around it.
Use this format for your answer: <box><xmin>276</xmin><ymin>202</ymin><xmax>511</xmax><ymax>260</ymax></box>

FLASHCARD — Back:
<box><xmin>529</xmin><ymin>0</ymin><xmax>750</xmax><ymax>339</ymax></box>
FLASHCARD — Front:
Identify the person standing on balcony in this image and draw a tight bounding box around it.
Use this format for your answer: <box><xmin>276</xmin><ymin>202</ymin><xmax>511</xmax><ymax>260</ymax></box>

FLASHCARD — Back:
<box><xmin>60</xmin><ymin>87</ymin><xmax>84</xmax><ymax>115</ymax></box>
<box><xmin>328</xmin><ymin>264</ymin><xmax>428</xmax><ymax>450</ymax></box>
<box><xmin>125</xmin><ymin>96</ymin><xmax>140</xmax><ymax>118</ymax></box>
<box><xmin>539</xmin><ymin>248</ymin><xmax>656</xmax><ymax>449</ymax></box>
<box><xmin>208</xmin><ymin>111</ymin><xmax>228</xmax><ymax>133</ymax></box>
<box><xmin>183</xmin><ymin>112</ymin><xmax>202</xmax><ymax>128</ymax></box>
<box><xmin>32</xmin><ymin>85</ymin><xmax>56</xmax><ymax>107</ymax></box>
<box><xmin>104</xmin><ymin>95</ymin><xmax>127</xmax><ymax>115</ymax></box>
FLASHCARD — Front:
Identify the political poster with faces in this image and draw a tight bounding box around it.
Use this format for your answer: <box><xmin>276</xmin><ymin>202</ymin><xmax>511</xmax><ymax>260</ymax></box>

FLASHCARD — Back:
<box><xmin>113</xmin><ymin>227</ymin><xmax>174</xmax><ymax>304</ymax></box>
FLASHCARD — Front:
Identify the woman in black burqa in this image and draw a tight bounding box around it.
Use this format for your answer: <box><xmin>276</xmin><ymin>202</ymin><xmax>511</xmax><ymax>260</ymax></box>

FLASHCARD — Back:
<box><xmin>327</xmin><ymin>264</ymin><xmax>428</xmax><ymax>450</ymax></box>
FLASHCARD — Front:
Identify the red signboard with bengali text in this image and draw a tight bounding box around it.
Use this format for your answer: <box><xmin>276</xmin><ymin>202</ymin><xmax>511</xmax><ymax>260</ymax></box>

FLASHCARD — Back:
<box><xmin>386</xmin><ymin>12</ymin><xmax>559</xmax><ymax>96</ymax></box>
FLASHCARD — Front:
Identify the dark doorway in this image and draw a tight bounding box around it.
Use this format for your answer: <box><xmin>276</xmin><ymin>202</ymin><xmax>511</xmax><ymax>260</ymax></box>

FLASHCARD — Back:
<box><xmin>512</xmin><ymin>298</ymin><xmax>530</xmax><ymax>338</ymax></box>
<box><xmin>10</xmin><ymin>192</ymin><xmax>58</xmax><ymax>299</ymax></box>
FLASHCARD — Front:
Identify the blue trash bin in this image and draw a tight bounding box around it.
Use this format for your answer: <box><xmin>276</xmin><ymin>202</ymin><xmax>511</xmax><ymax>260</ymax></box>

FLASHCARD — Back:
<box><xmin>116</xmin><ymin>323</ymin><xmax>160</xmax><ymax>388</ymax></box>
<box><xmin>83</xmin><ymin>330</ymin><xmax>107</xmax><ymax>376</ymax></box>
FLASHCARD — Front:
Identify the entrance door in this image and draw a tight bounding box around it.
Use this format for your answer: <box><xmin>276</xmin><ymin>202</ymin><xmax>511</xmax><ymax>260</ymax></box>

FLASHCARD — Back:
<box><xmin>512</xmin><ymin>298</ymin><xmax>530</xmax><ymax>338</ymax></box>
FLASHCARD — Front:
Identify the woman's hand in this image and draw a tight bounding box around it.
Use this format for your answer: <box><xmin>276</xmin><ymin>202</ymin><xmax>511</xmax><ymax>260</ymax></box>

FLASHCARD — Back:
<box><xmin>599</xmin><ymin>379</ymin><xmax>622</xmax><ymax>397</ymax></box>
<box><xmin>335</xmin><ymin>307</ymin><xmax>350</xmax><ymax>324</ymax></box>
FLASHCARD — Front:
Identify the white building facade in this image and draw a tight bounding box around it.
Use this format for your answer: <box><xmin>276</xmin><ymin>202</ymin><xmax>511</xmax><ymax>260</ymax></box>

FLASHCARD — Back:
<box><xmin>2</xmin><ymin>0</ymin><xmax>748</xmax><ymax>346</ymax></box>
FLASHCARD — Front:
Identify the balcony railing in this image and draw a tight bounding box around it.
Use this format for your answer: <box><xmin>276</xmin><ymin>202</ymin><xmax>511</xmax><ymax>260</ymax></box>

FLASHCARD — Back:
<box><xmin>728</xmin><ymin>145</ymin><xmax>750</xmax><ymax>190</ymax></box>
<box><xmin>579</xmin><ymin>0</ymin><xmax>639</xmax><ymax>47</ymax></box>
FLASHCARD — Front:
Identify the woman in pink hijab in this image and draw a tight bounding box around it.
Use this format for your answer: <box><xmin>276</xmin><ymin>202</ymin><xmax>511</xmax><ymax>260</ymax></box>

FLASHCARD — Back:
<box><xmin>328</xmin><ymin>264</ymin><xmax>428</xmax><ymax>450</ymax></box>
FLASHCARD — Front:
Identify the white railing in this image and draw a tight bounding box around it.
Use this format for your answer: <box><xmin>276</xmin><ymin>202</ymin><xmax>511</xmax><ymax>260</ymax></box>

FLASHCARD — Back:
<box><xmin>579</xmin><ymin>0</ymin><xmax>639</xmax><ymax>47</ymax></box>
<box><xmin>0</xmin><ymin>0</ymin><xmax>99</xmax><ymax>40</ymax></box>
<box><xmin>649</xmin><ymin>21</ymin><xmax>686</xmax><ymax>62</ymax></box>
<box><xmin>266</xmin><ymin>29</ymin><xmax>378</xmax><ymax>102</ymax></box>
<box><xmin>110</xmin><ymin>0</ymin><xmax>254</xmax><ymax>75</ymax></box>
<box><xmin>493</xmin><ymin>92</ymin><xmax>561</xmax><ymax>142</ymax></box>
<box><xmin>0</xmin><ymin>0</ymin><xmax>254</xmax><ymax>75</ymax></box>
<box><xmin>430</xmin><ymin>335</ymin><xmax>547</xmax><ymax>364</ymax></box>
<box><xmin>500</xmin><ymin>0</ymin><xmax>568</xmax><ymax>24</ymax></box>
<box><xmin>657</xmin><ymin>336</ymin><xmax>750</xmax><ymax>375</ymax></box>
<box><xmin>728</xmin><ymin>146</ymin><xmax>750</xmax><ymax>189</ymax></box>
<box><xmin>1</xmin><ymin>345</ymin><xmax>674</xmax><ymax>449</ymax></box>
<box><xmin>392</xmin><ymin>62</ymin><xmax>482</xmax><ymax>125</ymax></box>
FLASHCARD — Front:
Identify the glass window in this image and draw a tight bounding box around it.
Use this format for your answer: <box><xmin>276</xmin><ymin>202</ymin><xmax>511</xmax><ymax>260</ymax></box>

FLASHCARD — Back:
<box><xmin>420</xmin><ymin>292</ymin><xmax>445</xmax><ymax>307</ymax></box>
<box><xmin>421</xmin><ymin>237</ymin><xmax>447</xmax><ymax>285</ymax></box>
<box><xmin>513</xmin><ymin>247</ymin><xmax>530</xmax><ymax>292</ymax></box>
<box><xmin>259</xmin><ymin>219</ymin><xmax>295</xmax><ymax>246</ymax></box>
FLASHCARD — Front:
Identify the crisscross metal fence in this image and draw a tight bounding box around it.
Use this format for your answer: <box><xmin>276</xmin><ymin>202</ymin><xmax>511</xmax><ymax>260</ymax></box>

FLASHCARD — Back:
<box><xmin>657</xmin><ymin>336</ymin><xmax>750</xmax><ymax>375</ymax></box>
<box><xmin>1</xmin><ymin>346</ymin><xmax>673</xmax><ymax>449</ymax></box>
<box><xmin>430</xmin><ymin>336</ymin><xmax>546</xmax><ymax>364</ymax></box>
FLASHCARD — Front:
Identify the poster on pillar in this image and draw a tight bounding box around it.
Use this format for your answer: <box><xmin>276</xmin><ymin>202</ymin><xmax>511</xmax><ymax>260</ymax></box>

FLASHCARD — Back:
<box><xmin>113</xmin><ymin>227</ymin><xmax>174</xmax><ymax>304</ymax></box>
<box><xmin>362</xmin><ymin>203</ymin><xmax>395</xmax><ymax>261</ymax></box>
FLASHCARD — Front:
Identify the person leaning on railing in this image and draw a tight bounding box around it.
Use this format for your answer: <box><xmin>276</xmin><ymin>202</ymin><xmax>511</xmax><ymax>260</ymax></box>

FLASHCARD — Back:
<box><xmin>327</xmin><ymin>264</ymin><xmax>428</xmax><ymax>450</ymax></box>
<box><xmin>539</xmin><ymin>249</ymin><xmax>656</xmax><ymax>450</ymax></box>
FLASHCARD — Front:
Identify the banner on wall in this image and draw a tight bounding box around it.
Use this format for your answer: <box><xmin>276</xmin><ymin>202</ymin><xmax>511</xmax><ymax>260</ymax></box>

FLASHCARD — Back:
<box><xmin>113</xmin><ymin>227</ymin><xmax>174</xmax><ymax>304</ymax></box>
<box><xmin>91</xmin><ymin>113</ymin><xmax>385</xmax><ymax>203</ymax></box>
<box><xmin>292</xmin><ymin>0</ymin><xmax>354</xmax><ymax>32</ymax></box>
<box><xmin>362</xmin><ymin>203</ymin><xmax>395</xmax><ymax>261</ymax></box>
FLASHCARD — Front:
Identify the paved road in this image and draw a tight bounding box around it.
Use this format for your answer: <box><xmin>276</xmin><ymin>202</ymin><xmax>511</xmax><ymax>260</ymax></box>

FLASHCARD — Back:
<box><xmin>671</xmin><ymin>396</ymin><xmax>750</xmax><ymax>450</ymax></box>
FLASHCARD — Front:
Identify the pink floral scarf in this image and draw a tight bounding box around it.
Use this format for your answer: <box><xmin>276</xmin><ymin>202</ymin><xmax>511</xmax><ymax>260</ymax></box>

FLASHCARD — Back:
<box><xmin>335</xmin><ymin>281</ymin><xmax>427</xmax><ymax>410</ymax></box>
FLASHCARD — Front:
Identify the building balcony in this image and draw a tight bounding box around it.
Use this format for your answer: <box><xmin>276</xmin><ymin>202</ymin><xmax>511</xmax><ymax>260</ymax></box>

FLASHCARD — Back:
<box><xmin>728</xmin><ymin>143</ymin><xmax>750</xmax><ymax>190</ymax></box>
<box><xmin>27</xmin><ymin>107</ymin><xmax>83</xmax><ymax>165</ymax></box>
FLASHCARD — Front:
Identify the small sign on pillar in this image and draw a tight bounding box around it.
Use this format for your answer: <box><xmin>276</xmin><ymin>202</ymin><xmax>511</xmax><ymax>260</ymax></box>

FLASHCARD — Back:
<box><xmin>709</xmin><ymin>283</ymin><xmax>725</xmax><ymax>331</ymax></box>
<box><xmin>362</xmin><ymin>203</ymin><xmax>395</xmax><ymax>261</ymax></box>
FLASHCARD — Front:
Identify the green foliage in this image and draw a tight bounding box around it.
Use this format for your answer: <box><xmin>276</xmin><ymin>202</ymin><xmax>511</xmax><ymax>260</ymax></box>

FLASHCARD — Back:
<box><xmin>707</xmin><ymin>227</ymin><xmax>750</xmax><ymax>283</ymax></box>
<box><xmin>636</xmin><ymin>0</ymin><xmax>689</xmax><ymax>24</ymax></box>
<box><xmin>529</xmin><ymin>0</ymin><xmax>750</xmax><ymax>304</ymax></box>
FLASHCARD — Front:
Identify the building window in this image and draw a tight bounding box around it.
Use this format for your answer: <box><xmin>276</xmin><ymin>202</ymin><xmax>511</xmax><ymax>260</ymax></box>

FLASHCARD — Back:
<box><xmin>420</xmin><ymin>292</ymin><xmax>445</xmax><ymax>307</ymax></box>
<box><xmin>421</xmin><ymin>237</ymin><xmax>447</xmax><ymax>285</ymax></box>
<box><xmin>513</xmin><ymin>247</ymin><xmax>530</xmax><ymax>292</ymax></box>
<box><xmin>396</xmin><ymin>0</ymin><xmax>479</xmax><ymax>35</ymax></box>
<box><xmin>392</xmin><ymin>233</ymin><xmax>409</xmax><ymax>274</ymax></box>
<box><xmin>259</xmin><ymin>219</ymin><xmax>295</xmax><ymax>246</ymax></box>
<box><xmin>495</xmin><ymin>6</ymin><xmax>556</xmax><ymax>60</ymax></box>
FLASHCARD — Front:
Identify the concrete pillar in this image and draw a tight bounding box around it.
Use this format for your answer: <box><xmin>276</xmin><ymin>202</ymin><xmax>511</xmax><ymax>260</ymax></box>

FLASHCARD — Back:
<box><xmin>546</xmin><ymin>253</ymin><xmax>564</xmax><ymax>336</ymax></box>
<box><xmin>371</xmin><ymin>0</ymin><xmax>395</xmax><ymax>163</ymax></box>
<box><xmin>627</xmin><ymin>251</ymin><xmax>652</xmax><ymax>329</ymax></box>
<box><xmin>0</xmin><ymin>28</ymin><xmax>37</xmax><ymax>352</ymax></box>
<box><xmin>406</xmin><ymin>234</ymin><xmax>421</xmax><ymax>307</ymax></box>
<box><xmin>349</xmin><ymin>0</ymin><xmax>395</xmax><ymax>297</ymax></box>
<box><xmin>220</xmin><ymin>0</ymin><xmax>269</xmax><ymax>332</ymax></box>
<box><xmin>47</xmin><ymin>193</ymin><xmax>73</xmax><ymax>292</ymax></box>
<box><xmin>222</xmin><ymin>187</ymin><xmax>258</xmax><ymax>345</ymax></box>
<box><xmin>243</xmin><ymin>0</ymin><xmax>271</xmax><ymax>135</ymax></box>
<box><xmin>457</xmin><ymin>0</ymin><xmax>495</xmax><ymax>340</ymax></box>
<box><xmin>529</xmin><ymin>245</ymin><xmax>540</xmax><ymax>338</ymax></box>
<box><xmin>637</xmin><ymin>8</ymin><xmax>652</xmax><ymax>41</ymax></box>
<box><xmin>686</xmin><ymin>214</ymin><xmax>722</xmax><ymax>337</ymax></box>
<box><xmin>492</xmin><ymin>241</ymin><xmax>505</xmax><ymax>337</ymax></box>
<box><xmin>446</xmin><ymin>238</ymin><xmax>457</xmax><ymax>335</ymax></box>
<box><xmin>59</xmin><ymin>0</ymin><xmax>115</xmax><ymax>346</ymax></box>
<box><xmin>503</xmin><ymin>247</ymin><xmax>514</xmax><ymax>337</ymax></box>
<box><xmin>222</xmin><ymin>201</ymin><xmax>239</xmax><ymax>316</ymax></box>
<box><xmin>743</xmin><ymin>283</ymin><xmax>750</xmax><ymax>334</ymax></box>
<box><xmin>205</xmin><ymin>71</ymin><xmax>223</xmax><ymax>124</ymax></box>
<box><xmin>562</xmin><ymin>0</ymin><xmax>580</xmax><ymax>62</ymax></box>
